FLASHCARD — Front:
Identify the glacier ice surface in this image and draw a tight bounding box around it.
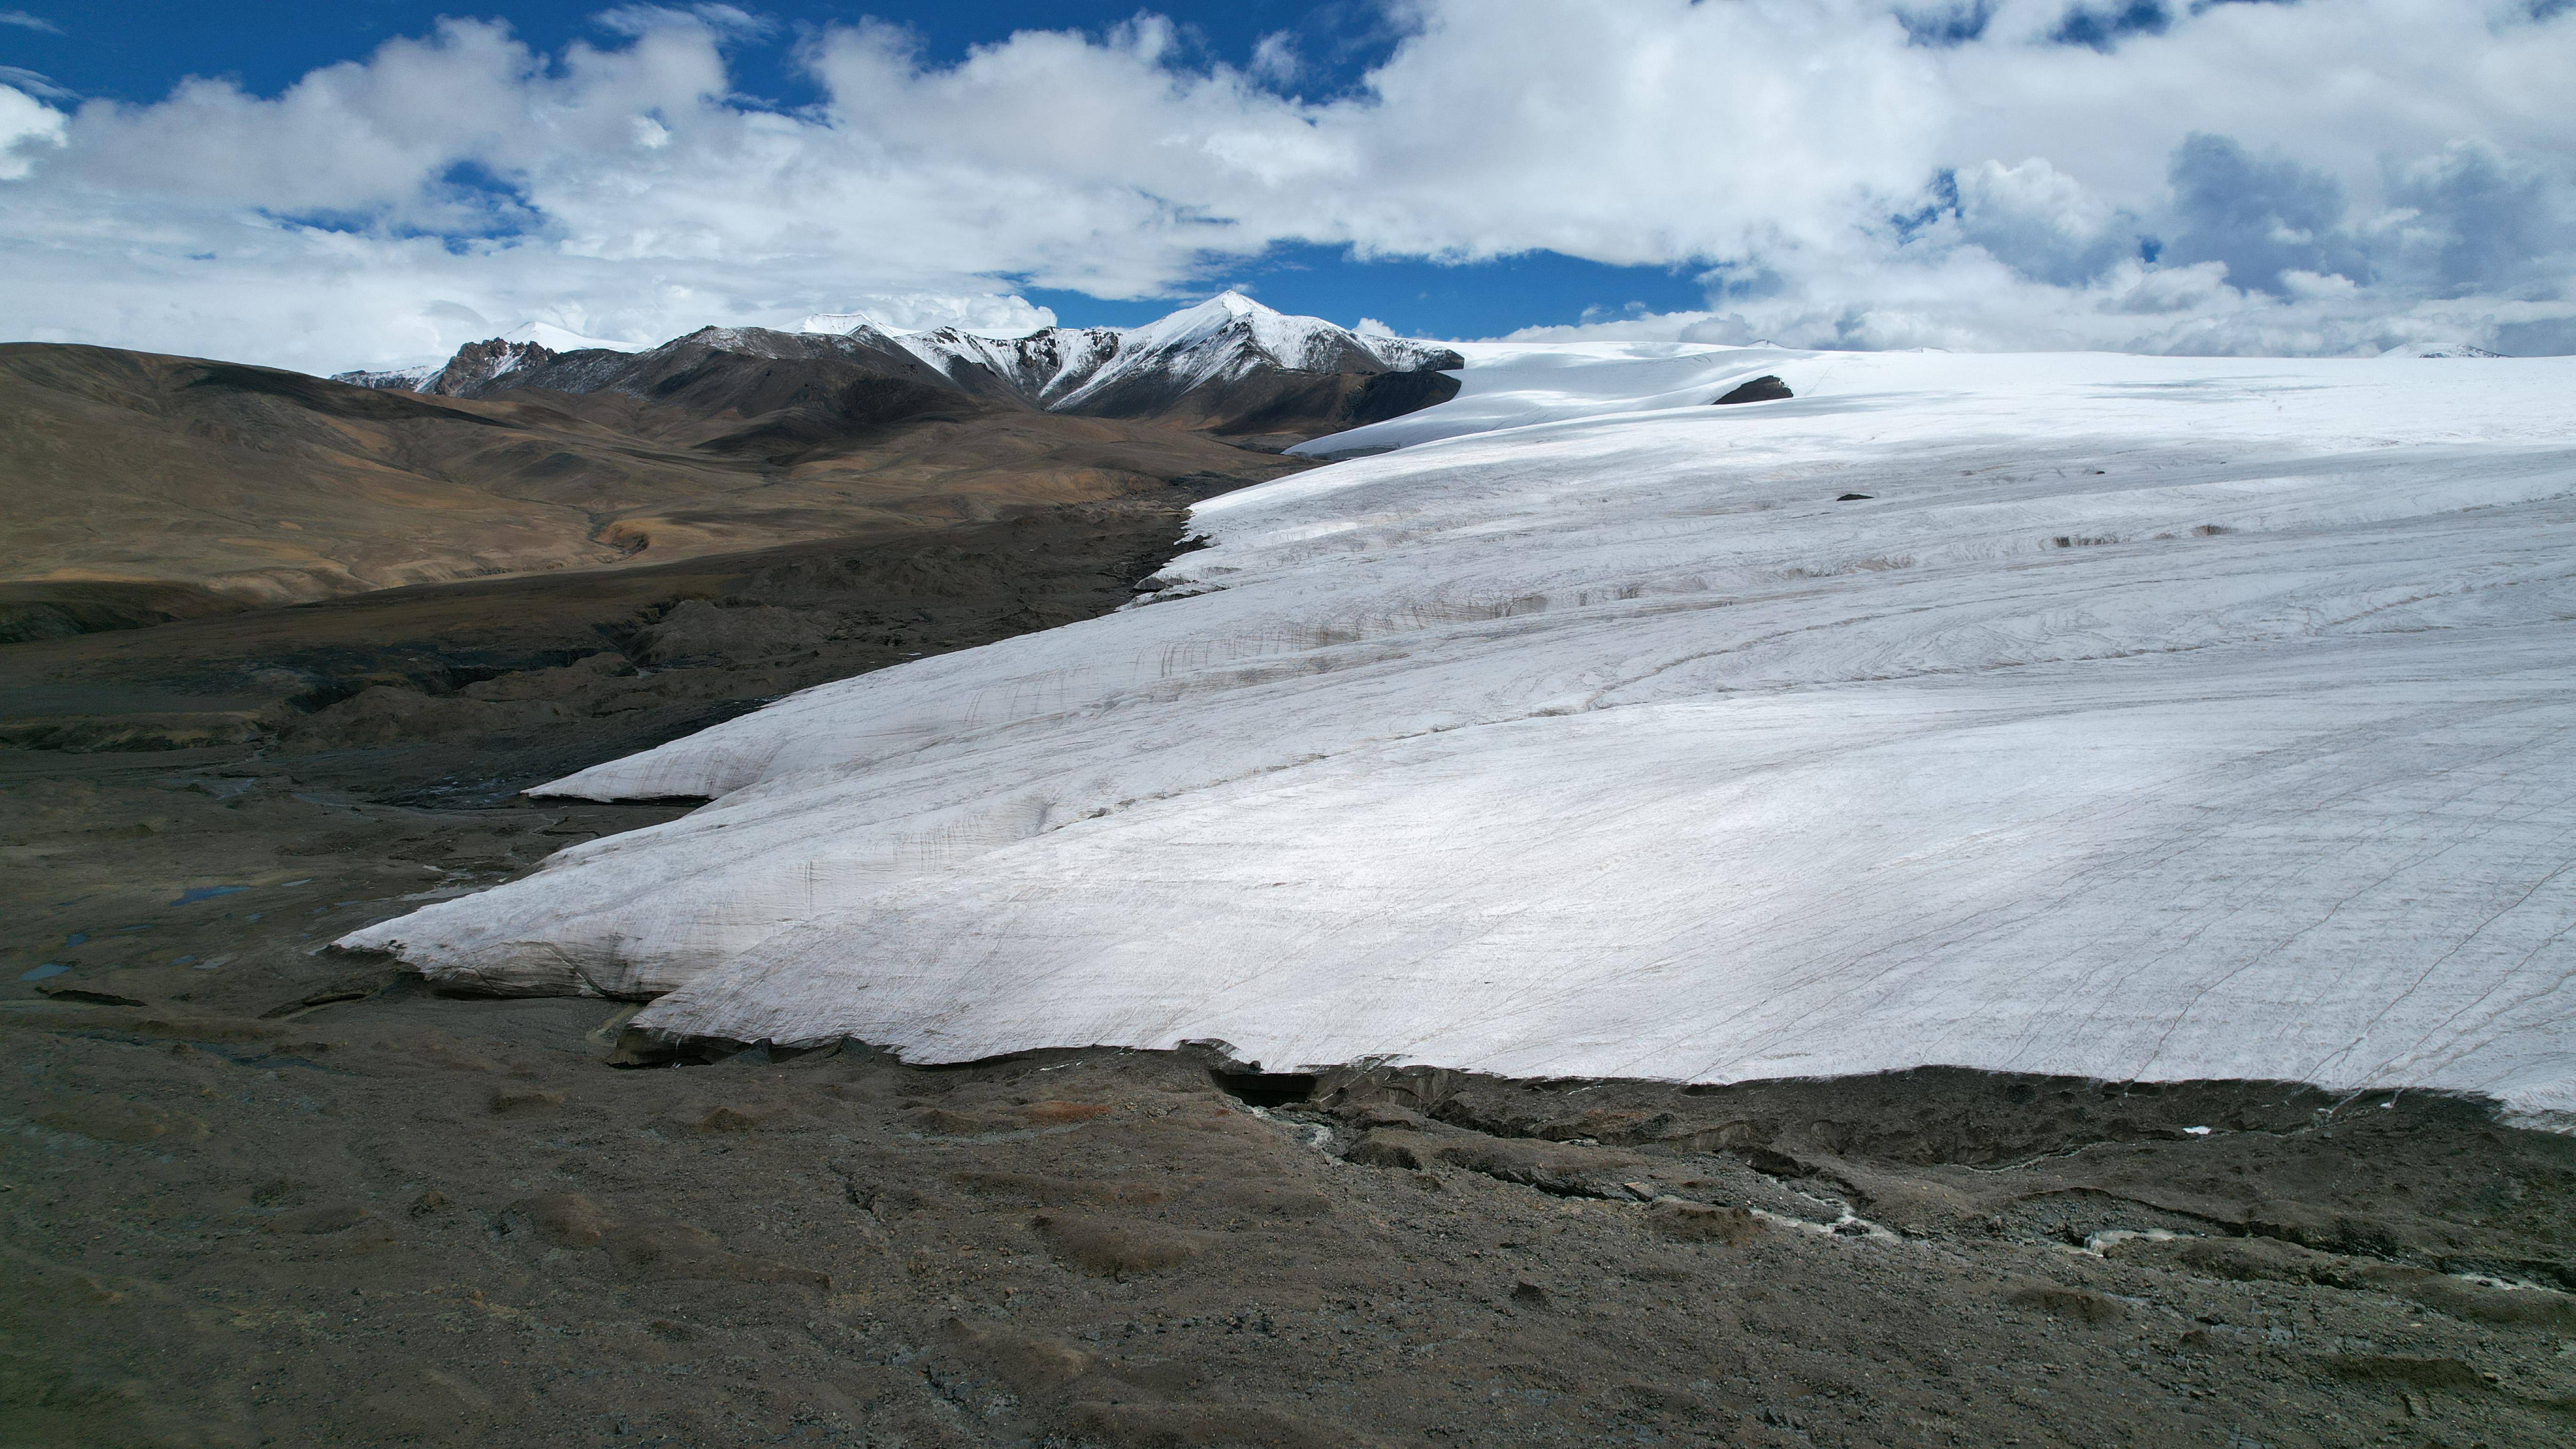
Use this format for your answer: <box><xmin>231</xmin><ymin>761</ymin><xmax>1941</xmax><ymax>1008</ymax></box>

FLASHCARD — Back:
<box><xmin>341</xmin><ymin>345</ymin><xmax>2576</xmax><ymax>1116</ymax></box>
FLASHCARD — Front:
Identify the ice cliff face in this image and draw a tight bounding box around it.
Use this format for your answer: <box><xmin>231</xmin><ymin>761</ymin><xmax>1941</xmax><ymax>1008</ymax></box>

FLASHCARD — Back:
<box><xmin>344</xmin><ymin>342</ymin><xmax>2576</xmax><ymax>1118</ymax></box>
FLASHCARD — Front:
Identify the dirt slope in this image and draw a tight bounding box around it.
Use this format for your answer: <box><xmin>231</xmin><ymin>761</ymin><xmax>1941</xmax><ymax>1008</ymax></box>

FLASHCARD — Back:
<box><xmin>0</xmin><ymin>342</ymin><xmax>1304</xmax><ymax>640</ymax></box>
<box><xmin>0</xmin><ymin>498</ymin><xmax>1222</xmax><ymax>765</ymax></box>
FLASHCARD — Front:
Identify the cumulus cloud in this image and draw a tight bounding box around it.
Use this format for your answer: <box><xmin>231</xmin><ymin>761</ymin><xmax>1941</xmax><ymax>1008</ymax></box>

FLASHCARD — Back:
<box><xmin>2383</xmin><ymin>141</ymin><xmax>2565</xmax><ymax>296</ymax></box>
<box><xmin>2161</xmin><ymin>133</ymin><xmax>2372</xmax><ymax>298</ymax></box>
<box><xmin>1949</xmin><ymin>157</ymin><xmax>2138</xmax><ymax>287</ymax></box>
<box><xmin>0</xmin><ymin>0</ymin><xmax>2569</xmax><ymax>370</ymax></box>
<box><xmin>811</xmin><ymin>291</ymin><xmax>1059</xmax><ymax>336</ymax></box>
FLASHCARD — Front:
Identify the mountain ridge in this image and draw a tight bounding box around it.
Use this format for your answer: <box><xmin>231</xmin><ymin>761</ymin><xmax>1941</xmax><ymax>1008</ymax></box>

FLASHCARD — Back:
<box><xmin>340</xmin><ymin>292</ymin><xmax>1465</xmax><ymax>448</ymax></box>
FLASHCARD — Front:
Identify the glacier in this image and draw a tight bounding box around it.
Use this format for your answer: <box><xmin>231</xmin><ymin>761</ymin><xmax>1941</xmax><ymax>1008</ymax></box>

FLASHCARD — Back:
<box><xmin>340</xmin><ymin>343</ymin><xmax>2576</xmax><ymax>1118</ymax></box>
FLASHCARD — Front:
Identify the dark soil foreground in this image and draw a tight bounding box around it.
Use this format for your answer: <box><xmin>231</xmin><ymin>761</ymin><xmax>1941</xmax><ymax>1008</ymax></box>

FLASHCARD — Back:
<box><xmin>4</xmin><ymin>503</ymin><xmax>2575</xmax><ymax>1449</ymax></box>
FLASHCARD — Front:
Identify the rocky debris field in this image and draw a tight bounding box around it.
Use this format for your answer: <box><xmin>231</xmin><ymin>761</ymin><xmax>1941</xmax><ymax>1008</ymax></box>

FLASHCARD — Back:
<box><xmin>0</xmin><ymin>494</ymin><xmax>1223</xmax><ymax>775</ymax></box>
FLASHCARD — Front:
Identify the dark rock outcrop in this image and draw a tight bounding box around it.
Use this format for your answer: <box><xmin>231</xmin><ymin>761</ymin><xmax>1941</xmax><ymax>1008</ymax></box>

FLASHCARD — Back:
<box><xmin>1714</xmin><ymin>375</ymin><xmax>1793</xmax><ymax>405</ymax></box>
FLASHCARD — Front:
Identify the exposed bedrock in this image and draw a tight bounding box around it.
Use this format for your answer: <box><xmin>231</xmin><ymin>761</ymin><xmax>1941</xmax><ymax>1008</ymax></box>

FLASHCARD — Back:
<box><xmin>1713</xmin><ymin>373</ymin><xmax>1793</xmax><ymax>403</ymax></box>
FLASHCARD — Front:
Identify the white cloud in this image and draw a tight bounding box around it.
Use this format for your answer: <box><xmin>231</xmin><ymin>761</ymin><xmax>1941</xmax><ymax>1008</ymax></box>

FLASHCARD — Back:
<box><xmin>1501</xmin><ymin>252</ymin><xmax>2574</xmax><ymax>359</ymax></box>
<box><xmin>0</xmin><ymin>11</ymin><xmax>60</xmax><ymax>34</ymax></box>
<box><xmin>0</xmin><ymin>82</ymin><xmax>65</xmax><ymax>180</ymax></box>
<box><xmin>1247</xmin><ymin>31</ymin><xmax>1300</xmax><ymax>85</ymax></box>
<box><xmin>593</xmin><ymin>5</ymin><xmax>772</xmax><ymax>40</ymax></box>
<box><xmin>0</xmin><ymin>0</ymin><xmax>2569</xmax><ymax>370</ymax></box>
<box><xmin>812</xmin><ymin>291</ymin><xmax>1060</xmax><ymax>335</ymax></box>
<box><xmin>1949</xmin><ymin>157</ymin><xmax>2135</xmax><ymax>287</ymax></box>
<box><xmin>0</xmin><ymin>65</ymin><xmax>72</xmax><ymax>100</ymax></box>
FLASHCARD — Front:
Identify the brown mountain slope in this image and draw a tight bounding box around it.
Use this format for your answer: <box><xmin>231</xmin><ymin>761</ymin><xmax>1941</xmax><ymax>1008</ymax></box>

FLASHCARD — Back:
<box><xmin>0</xmin><ymin>342</ymin><xmax>1305</xmax><ymax>642</ymax></box>
<box><xmin>1083</xmin><ymin>365</ymin><xmax>1465</xmax><ymax>451</ymax></box>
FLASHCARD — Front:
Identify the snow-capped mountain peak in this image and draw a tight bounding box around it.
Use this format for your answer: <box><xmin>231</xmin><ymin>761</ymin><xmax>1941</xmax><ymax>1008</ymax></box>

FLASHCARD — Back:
<box><xmin>1071</xmin><ymin>290</ymin><xmax>1360</xmax><ymax>392</ymax></box>
<box><xmin>1046</xmin><ymin>292</ymin><xmax>1455</xmax><ymax>414</ymax></box>
<box><xmin>1124</xmin><ymin>289</ymin><xmax>1271</xmax><ymax>345</ymax></box>
<box><xmin>345</xmin><ymin>297</ymin><xmax>1460</xmax><ymax>440</ymax></box>
<box><xmin>331</xmin><ymin>322</ymin><xmax>638</xmax><ymax>394</ymax></box>
<box><xmin>795</xmin><ymin>292</ymin><xmax>1457</xmax><ymax>415</ymax></box>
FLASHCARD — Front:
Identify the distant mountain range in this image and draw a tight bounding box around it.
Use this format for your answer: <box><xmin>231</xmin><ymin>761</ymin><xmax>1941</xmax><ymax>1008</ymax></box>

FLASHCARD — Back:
<box><xmin>331</xmin><ymin>321</ymin><xmax>641</xmax><ymax>394</ymax></box>
<box><xmin>335</xmin><ymin>293</ymin><xmax>1464</xmax><ymax>451</ymax></box>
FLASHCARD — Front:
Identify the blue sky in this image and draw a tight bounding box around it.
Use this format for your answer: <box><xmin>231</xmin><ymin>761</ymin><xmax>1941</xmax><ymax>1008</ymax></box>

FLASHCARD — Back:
<box><xmin>5</xmin><ymin>3</ymin><xmax>1405</xmax><ymax>106</ymax></box>
<box><xmin>1</xmin><ymin>1</ymin><xmax>2569</xmax><ymax>367</ymax></box>
<box><xmin>0</xmin><ymin>1</ymin><xmax>1710</xmax><ymax>339</ymax></box>
<box><xmin>1029</xmin><ymin>249</ymin><xmax>1712</xmax><ymax>338</ymax></box>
